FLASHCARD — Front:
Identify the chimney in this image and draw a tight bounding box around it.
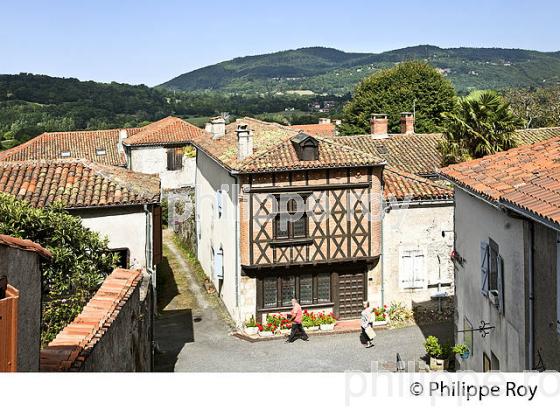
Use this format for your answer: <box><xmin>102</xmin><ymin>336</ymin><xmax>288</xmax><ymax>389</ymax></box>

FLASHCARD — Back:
<box><xmin>236</xmin><ymin>124</ymin><xmax>253</xmax><ymax>160</ymax></box>
<box><xmin>400</xmin><ymin>112</ymin><xmax>414</xmax><ymax>134</ymax></box>
<box><xmin>370</xmin><ymin>114</ymin><xmax>388</xmax><ymax>136</ymax></box>
<box><xmin>205</xmin><ymin>116</ymin><xmax>226</xmax><ymax>139</ymax></box>
<box><xmin>117</xmin><ymin>129</ymin><xmax>128</xmax><ymax>154</ymax></box>
<box><xmin>318</xmin><ymin>118</ymin><xmax>331</xmax><ymax>124</ymax></box>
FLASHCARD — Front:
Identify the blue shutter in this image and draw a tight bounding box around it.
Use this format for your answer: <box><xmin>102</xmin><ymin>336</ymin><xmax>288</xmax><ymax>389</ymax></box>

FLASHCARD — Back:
<box><xmin>481</xmin><ymin>241</ymin><xmax>489</xmax><ymax>296</ymax></box>
<box><xmin>497</xmin><ymin>255</ymin><xmax>504</xmax><ymax>314</ymax></box>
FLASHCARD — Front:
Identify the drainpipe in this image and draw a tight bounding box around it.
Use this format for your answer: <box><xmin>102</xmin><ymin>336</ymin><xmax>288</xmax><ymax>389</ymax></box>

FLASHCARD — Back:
<box><xmin>528</xmin><ymin>221</ymin><xmax>535</xmax><ymax>370</ymax></box>
<box><xmin>234</xmin><ymin>177</ymin><xmax>240</xmax><ymax>311</ymax></box>
<box><xmin>144</xmin><ymin>203</ymin><xmax>155</xmax><ymax>371</ymax></box>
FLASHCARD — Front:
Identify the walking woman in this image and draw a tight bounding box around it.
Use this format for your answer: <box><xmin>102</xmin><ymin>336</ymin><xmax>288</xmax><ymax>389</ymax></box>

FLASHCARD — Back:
<box><xmin>361</xmin><ymin>301</ymin><xmax>375</xmax><ymax>348</ymax></box>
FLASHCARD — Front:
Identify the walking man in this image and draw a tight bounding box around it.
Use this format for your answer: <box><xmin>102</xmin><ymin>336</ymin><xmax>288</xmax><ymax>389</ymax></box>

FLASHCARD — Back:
<box><xmin>361</xmin><ymin>301</ymin><xmax>375</xmax><ymax>348</ymax></box>
<box><xmin>286</xmin><ymin>298</ymin><xmax>309</xmax><ymax>343</ymax></box>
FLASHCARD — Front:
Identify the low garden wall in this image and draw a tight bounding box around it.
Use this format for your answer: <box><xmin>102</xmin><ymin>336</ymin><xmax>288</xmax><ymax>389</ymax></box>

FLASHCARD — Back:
<box><xmin>40</xmin><ymin>268</ymin><xmax>153</xmax><ymax>372</ymax></box>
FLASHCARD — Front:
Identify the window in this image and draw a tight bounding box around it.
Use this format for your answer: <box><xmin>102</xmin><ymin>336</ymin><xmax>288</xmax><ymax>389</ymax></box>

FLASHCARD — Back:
<box><xmin>95</xmin><ymin>148</ymin><xmax>107</xmax><ymax>156</ymax></box>
<box><xmin>400</xmin><ymin>250</ymin><xmax>425</xmax><ymax>289</ymax></box>
<box><xmin>60</xmin><ymin>151</ymin><xmax>71</xmax><ymax>158</ymax></box>
<box><xmin>213</xmin><ymin>247</ymin><xmax>223</xmax><ymax>280</ymax></box>
<box><xmin>273</xmin><ymin>197</ymin><xmax>308</xmax><ymax>240</ymax></box>
<box><xmin>291</xmin><ymin>133</ymin><xmax>319</xmax><ymax>161</ymax></box>
<box><xmin>483</xmin><ymin>353</ymin><xmax>492</xmax><ymax>372</ymax></box>
<box><xmin>166</xmin><ymin>147</ymin><xmax>183</xmax><ymax>171</ymax></box>
<box><xmin>260</xmin><ymin>273</ymin><xmax>333</xmax><ymax>309</ymax></box>
<box><xmin>216</xmin><ymin>190</ymin><xmax>223</xmax><ymax>218</ymax></box>
<box><xmin>111</xmin><ymin>248</ymin><xmax>130</xmax><ymax>268</ymax></box>
<box><xmin>491</xmin><ymin>352</ymin><xmax>500</xmax><ymax>371</ymax></box>
<box><xmin>481</xmin><ymin>239</ymin><xmax>504</xmax><ymax>313</ymax></box>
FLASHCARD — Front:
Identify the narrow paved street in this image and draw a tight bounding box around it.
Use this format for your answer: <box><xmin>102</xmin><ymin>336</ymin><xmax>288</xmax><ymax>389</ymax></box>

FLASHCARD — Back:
<box><xmin>155</xmin><ymin>231</ymin><xmax>452</xmax><ymax>372</ymax></box>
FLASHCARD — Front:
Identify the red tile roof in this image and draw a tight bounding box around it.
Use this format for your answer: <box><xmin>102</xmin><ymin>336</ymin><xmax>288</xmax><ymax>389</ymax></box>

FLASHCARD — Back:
<box><xmin>289</xmin><ymin>123</ymin><xmax>336</xmax><ymax>137</ymax></box>
<box><xmin>191</xmin><ymin>117</ymin><xmax>384</xmax><ymax>173</ymax></box>
<box><xmin>40</xmin><ymin>268</ymin><xmax>142</xmax><ymax>371</ymax></box>
<box><xmin>440</xmin><ymin>136</ymin><xmax>560</xmax><ymax>226</ymax></box>
<box><xmin>123</xmin><ymin>116</ymin><xmax>208</xmax><ymax>146</ymax></box>
<box><xmin>0</xmin><ymin>234</ymin><xmax>52</xmax><ymax>259</ymax></box>
<box><xmin>0</xmin><ymin>128</ymin><xmax>142</xmax><ymax>166</ymax></box>
<box><xmin>0</xmin><ymin>159</ymin><xmax>160</xmax><ymax>209</ymax></box>
<box><xmin>384</xmin><ymin>167</ymin><xmax>453</xmax><ymax>201</ymax></box>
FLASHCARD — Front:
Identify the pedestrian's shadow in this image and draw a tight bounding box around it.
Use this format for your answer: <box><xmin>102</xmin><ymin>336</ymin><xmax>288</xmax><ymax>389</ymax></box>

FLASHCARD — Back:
<box><xmin>154</xmin><ymin>309</ymin><xmax>194</xmax><ymax>372</ymax></box>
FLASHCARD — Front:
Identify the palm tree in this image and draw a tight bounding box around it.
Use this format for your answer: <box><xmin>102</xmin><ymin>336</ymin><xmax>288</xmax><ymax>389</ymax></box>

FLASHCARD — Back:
<box><xmin>439</xmin><ymin>91</ymin><xmax>525</xmax><ymax>165</ymax></box>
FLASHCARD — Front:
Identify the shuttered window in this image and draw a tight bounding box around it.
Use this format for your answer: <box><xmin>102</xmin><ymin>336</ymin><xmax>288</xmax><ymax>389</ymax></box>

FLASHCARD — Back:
<box><xmin>400</xmin><ymin>250</ymin><xmax>425</xmax><ymax>289</ymax></box>
<box><xmin>259</xmin><ymin>273</ymin><xmax>333</xmax><ymax>309</ymax></box>
<box><xmin>167</xmin><ymin>147</ymin><xmax>183</xmax><ymax>171</ymax></box>
<box><xmin>482</xmin><ymin>238</ymin><xmax>505</xmax><ymax>314</ymax></box>
<box><xmin>273</xmin><ymin>196</ymin><xmax>308</xmax><ymax>240</ymax></box>
<box><xmin>480</xmin><ymin>241</ymin><xmax>489</xmax><ymax>296</ymax></box>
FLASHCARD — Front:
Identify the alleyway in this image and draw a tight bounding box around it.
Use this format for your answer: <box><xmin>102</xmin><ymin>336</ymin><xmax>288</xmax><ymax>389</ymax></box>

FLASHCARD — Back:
<box><xmin>154</xmin><ymin>231</ymin><xmax>453</xmax><ymax>372</ymax></box>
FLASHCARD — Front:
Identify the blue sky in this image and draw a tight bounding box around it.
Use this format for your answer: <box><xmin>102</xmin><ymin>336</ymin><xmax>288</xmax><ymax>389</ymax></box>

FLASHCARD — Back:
<box><xmin>1</xmin><ymin>0</ymin><xmax>558</xmax><ymax>86</ymax></box>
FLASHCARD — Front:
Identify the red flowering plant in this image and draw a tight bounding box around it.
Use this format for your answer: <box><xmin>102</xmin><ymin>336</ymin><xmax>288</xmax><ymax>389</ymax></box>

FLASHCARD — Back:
<box><xmin>373</xmin><ymin>305</ymin><xmax>388</xmax><ymax>322</ymax></box>
<box><xmin>260</xmin><ymin>323</ymin><xmax>277</xmax><ymax>333</ymax></box>
<box><xmin>317</xmin><ymin>311</ymin><xmax>336</xmax><ymax>325</ymax></box>
<box><xmin>302</xmin><ymin>311</ymin><xmax>320</xmax><ymax>327</ymax></box>
<box><xmin>266</xmin><ymin>313</ymin><xmax>283</xmax><ymax>327</ymax></box>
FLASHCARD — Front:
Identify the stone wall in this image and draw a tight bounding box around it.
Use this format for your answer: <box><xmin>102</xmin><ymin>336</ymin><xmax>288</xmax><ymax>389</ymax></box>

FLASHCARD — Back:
<box><xmin>40</xmin><ymin>268</ymin><xmax>153</xmax><ymax>372</ymax></box>
<box><xmin>166</xmin><ymin>187</ymin><xmax>197</xmax><ymax>253</ymax></box>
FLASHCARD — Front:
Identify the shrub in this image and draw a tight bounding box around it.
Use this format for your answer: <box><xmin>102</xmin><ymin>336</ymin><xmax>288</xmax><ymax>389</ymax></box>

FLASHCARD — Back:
<box><xmin>244</xmin><ymin>315</ymin><xmax>258</xmax><ymax>328</ymax></box>
<box><xmin>424</xmin><ymin>335</ymin><xmax>452</xmax><ymax>359</ymax></box>
<box><xmin>0</xmin><ymin>193</ymin><xmax>118</xmax><ymax>345</ymax></box>
<box><xmin>387</xmin><ymin>301</ymin><xmax>414</xmax><ymax>325</ymax></box>
<box><xmin>373</xmin><ymin>305</ymin><xmax>388</xmax><ymax>321</ymax></box>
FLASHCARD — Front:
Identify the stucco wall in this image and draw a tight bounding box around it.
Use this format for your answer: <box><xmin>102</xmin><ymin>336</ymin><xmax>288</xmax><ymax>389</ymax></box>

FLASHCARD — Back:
<box><xmin>454</xmin><ymin>188</ymin><xmax>527</xmax><ymax>371</ymax></box>
<box><xmin>532</xmin><ymin>222</ymin><xmax>560</xmax><ymax>371</ymax></box>
<box><xmin>0</xmin><ymin>246</ymin><xmax>42</xmax><ymax>371</ymax></box>
<box><xmin>71</xmin><ymin>207</ymin><xmax>149</xmax><ymax>269</ymax></box>
<box><xmin>195</xmin><ymin>150</ymin><xmax>241</xmax><ymax>323</ymax></box>
<box><xmin>129</xmin><ymin>145</ymin><xmax>195</xmax><ymax>190</ymax></box>
<box><xmin>378</xmin><ymin>203</ymin><xmax>454</xmax><ymax>308</ymax></box>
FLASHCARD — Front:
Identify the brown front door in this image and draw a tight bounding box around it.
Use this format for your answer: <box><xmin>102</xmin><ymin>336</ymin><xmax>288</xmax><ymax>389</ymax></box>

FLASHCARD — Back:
<box><xmin>337</xmin><ymin>271</ymin><xmax>366</xmax><ymax>319</ymax></box>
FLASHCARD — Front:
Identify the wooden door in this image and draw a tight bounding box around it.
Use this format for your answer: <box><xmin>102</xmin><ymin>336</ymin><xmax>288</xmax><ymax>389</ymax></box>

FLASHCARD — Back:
<box><xmin>337</xmin><ymin>271</ymin><xmax>366</xmax><ymax>319</ymax></box>
<box><xmin>0</xmin><ymin>285</ymin><xmax>19</xmax><ymax>372</ymax></box>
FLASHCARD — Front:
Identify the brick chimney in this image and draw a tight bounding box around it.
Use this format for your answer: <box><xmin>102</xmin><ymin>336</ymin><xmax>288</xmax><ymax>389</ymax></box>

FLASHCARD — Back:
<box><xmin>205</xmin><ymin>116</ymin><xmax>226</xmax><ymax>140</ymax></box>
<box><xmin>370</xmin><ymin>114</ymin><xmax>388</xmax><ymax>136</ymax></box>
<box><xmin>236</xmin><ymin>124</ymin><xmax>253</xmax><ymax>160</ymax></box>
<box><xmin>400</xmin><ymin>112</ymin><xmax>414</xmax><ymax>134</ymax></box>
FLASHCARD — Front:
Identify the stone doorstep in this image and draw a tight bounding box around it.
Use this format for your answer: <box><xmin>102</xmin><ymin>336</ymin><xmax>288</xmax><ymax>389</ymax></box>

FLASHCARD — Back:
<box><xmin>232</xmin><ymin>321</ymin><xmax>389</xmax><ymax>343</ymax></box>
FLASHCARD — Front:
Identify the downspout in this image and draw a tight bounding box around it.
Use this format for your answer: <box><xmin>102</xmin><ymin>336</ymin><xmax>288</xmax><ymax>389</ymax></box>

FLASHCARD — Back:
<box><xmin>234</xmin><ymin>176</ymin><xmax>240</xmax><ymax>310</ymax></box>
<box><xmin>528</xmin><ymin>221</ymin><xmax>535</xmax><ymax>370</ymax></box>
<box><xmin>144</xmin><ymin>203</ymin><xmax>155</xmax><ymax>371</ymax></box>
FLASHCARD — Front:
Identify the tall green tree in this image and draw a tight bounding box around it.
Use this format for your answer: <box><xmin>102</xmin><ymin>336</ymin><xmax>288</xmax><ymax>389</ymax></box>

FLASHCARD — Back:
<box><xmin>439</xmin><ymin>90</ymin><xmax>525</xmax><ymax>165</ymax></box>
<box><xmin>340</xmin><ymin>61</ymin><xmax>457</xmax><ymax>134</ymax></box>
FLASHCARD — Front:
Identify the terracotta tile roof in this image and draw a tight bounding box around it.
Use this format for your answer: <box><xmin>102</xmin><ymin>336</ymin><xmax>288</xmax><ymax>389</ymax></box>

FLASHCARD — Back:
<box><xmin>0</xmin><ymin>128</ymin><xmax>142</xmax><ymax>167</ymax></box>
<box><xmin>440</xmin><ymin>136</ymin><xmax>560</xmax><ymax>226</ymax></box>
<box><xmin>123</xmin><ymin>116</ymin><xmax>208</xmax><ymax>146</ymax></box>
<box><xmin>40</xmin><ymin>268</ymin><xmax>142</xmax><ymax>371</ymax></box>
<box><xmin>384</xmin><ymin>167</ymin><xmax>453</xmax><ymax>201</ymax></box>
<box><xmin>336</xmin><ymin>127</ymin><xmax>560</xmax><ymax>177</ymax></box>
<box><xmin>191</xmin><ymin>117</ymin><xmax>384</xmax><ymax>173</ymax></box>
<box><xmin>289</xmin><ymin>123</ymin><xmax>336</xmax><ymax>137</ymax></box>
<box><xmin>0</xmin><ymin>234</ymin><xmax>52</xmax><ymax>259</ymax></box>
<box><xmin>0</xmin><ymin>159</ymin><xmax>160</xmax><ymax>209</ymax></box>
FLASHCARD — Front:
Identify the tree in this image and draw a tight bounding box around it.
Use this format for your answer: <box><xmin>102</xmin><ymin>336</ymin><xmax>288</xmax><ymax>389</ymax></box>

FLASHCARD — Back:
<box><xmin>0</xmin><ymin>193</ymin><xmax>117</xmax><ymax>344</ymax></box>
<box><xmin>439</xmin><ymin>91</ymin><xmax>525</xmax><ymax>165</ymax></box>
<box><xmin>340</xmin><ymin>61</ymin><xmax>456</xmax><ymax>134</ymax></box>
<box><xmin>503</xmin><ymin>86</ymin><xmax>560</xmax><ymax>128</ymax></box>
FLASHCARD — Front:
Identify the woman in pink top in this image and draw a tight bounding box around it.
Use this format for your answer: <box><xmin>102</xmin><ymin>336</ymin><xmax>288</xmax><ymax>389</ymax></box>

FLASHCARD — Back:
<box><xmin>286</xmin><ymin>298</ymin><xmax>309</xmax><ymax>343</ymax></box>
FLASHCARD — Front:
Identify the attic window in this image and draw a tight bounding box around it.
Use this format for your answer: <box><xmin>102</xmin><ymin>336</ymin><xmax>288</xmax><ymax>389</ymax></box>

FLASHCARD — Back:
<box><xmin>96</xmin><ymin>148</ymin><xmax>107</xmax><ymax>156</ymax></box>
<box><xmin>291</xmin><ymin>133</ymin><xmax>319</xmax><ymax>161</ymax></box>
<box><xmin>377</xmin><ymin>146</ymin><xmax>388</xmax><ymax>155</ymax></box>
<box><xmin>60</xmin><ymin>151</ymin><xmax>71</xmax><ymax>158</ymax></box>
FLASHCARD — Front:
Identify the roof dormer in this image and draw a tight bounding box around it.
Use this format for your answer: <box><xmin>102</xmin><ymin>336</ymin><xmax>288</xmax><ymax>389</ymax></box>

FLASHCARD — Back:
<box><xmin>291</xmin><ymin>133</ymin><xmax>319</xmax><ymax>161</ymax></box>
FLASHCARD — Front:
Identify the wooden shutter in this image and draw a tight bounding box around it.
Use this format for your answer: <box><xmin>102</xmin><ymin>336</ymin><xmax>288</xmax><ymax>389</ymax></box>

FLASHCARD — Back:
<box><xmin>497</xmin><ymin>255</ymin><xmax>504</xmax><ymax>314</ymax></box>
<box><xmin>166</xmin><ymin>149</ymin><xmax>174</xmax><ymax>170</ymax></box>
<box><xmin>480</xmin><ymin>241</ymin><xmax>489</xmax><ymax>296</ymax></box>
<box><xmin>152</xmin><ymin>205</ymin><xmax>162</xmax><ymax>265</ymax></box>
<box><xmin>412</xmin><ymin>253</ymin><xmax>425</xmax><ymax>288</ymax></box>
<box><xmin>214</xmin><ymin>247</ymin><xmax>223</xmax><ymax>280</ymax></box>
<box><xmin>400</xmin><ymin>251</ymin><xmax>413</xmax><ymax>288</ymax></box>
<box><xmin>0</xmin><ymin>285</ymin><xmax>18</xmax><ymax>372</ymax></box>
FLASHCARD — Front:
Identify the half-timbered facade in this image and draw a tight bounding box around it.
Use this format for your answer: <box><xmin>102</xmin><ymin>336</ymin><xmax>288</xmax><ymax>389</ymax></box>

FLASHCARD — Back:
<box><xmin>192</xmin><ymin>118</ymin><xmax>385</xmax><ymax>323</ymax></box>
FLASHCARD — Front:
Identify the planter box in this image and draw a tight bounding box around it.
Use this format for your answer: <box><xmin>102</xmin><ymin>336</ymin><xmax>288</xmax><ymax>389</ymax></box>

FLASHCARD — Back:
<box><xmin>245</xmin><ymin>327</ymin><xmax>259</xmax><ymax>336</ymax></box>
<box><xmin>429</xmin><ymin>356</ymin><xmax>449</xmax><ymax>371</ymax></box>
<box><xmin>372</xmin><ymin>320</ymin><xmax>388</xmax><ymax>327</ymax></box>
<box><xmin>304</xmin><ymin>326</ymin><xmax>320</xmax><ymax>332</ymax></box>
<box><xmin>319</xmin><ymin>323</ymin><xmax>335</xmax><ymax>331</ymax></box>
<box><xmin>258</xmin><ymin>331</ymin><xmax>274</xmax><ymax>337</ymax></box>
<box><xmin>280</xmin><ymin>328</ymin><xmax>291</xmax><ymax>335</ymax></box>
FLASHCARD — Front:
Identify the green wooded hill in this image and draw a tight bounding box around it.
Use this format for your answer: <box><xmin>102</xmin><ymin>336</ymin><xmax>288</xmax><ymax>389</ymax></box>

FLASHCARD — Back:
<box><xmin>160</xmin><ymin>45</ymin><xmax>560</xmax><ymax>94</ymax></box>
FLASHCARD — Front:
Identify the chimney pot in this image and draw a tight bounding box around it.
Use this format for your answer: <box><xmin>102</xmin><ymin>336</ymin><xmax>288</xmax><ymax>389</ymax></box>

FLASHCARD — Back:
<box><xmin>370</xmin><ymin>114</ymin><xmax>388</xmax><ymax>136</ymax></box>
<box><xmin>400</xmin><ymin>112</ymin><xmax>414</xmax><ymax>134</ymax></box>
<box><xmin>206</xmin><ymin>116</ymin><xmax>226</xmax><ymax>139</ymax></box>
<box><xmin>236</xmin><ymin>124</ymin><xmax>253</xmax><ymax>160</ymax></box>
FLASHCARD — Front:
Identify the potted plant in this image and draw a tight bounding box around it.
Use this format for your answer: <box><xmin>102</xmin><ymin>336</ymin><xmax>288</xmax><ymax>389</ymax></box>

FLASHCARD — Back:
<box><xmin>318</xmin><ymin>311</ymin><xmax>336</xmax><ymax>331</ymax></box>
<box><xmin>424</xmin><ymin>335</ymin><xmax>451</xmax><ymax>371</ymax></box>
<box><xmin>302</xmin><ymin>311</ymin><xmax>320</xmax><ymax>331</ymax></box>
<box><xmin>453</xmin><ymin>343</ymin><xmax>470</xmax><ymax>360</ymax></box>
<box><xmin>244</xmin><ymin>315</ymin><xmax>259</xmax><ymax>335</ymax></box>
<box><xmin>258</xmin><ymin>323</ymin><xmax>276</xmax><ymax>337</ymax></box>
<box><xmin>372</xmin><ymin>305</ymin><xmax>389</xmax><ymax>326</ymax></box>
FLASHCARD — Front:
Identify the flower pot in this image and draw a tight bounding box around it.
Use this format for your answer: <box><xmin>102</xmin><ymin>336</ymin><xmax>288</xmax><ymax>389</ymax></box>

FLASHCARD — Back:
<box><xmin>245</xmin><ymin>326</ymin><xmax>259</xmax><ymax>336</ymax></box>
<box><xmin>319</xmin><ymin>323</ymin><xmax>335</xmax><ymax>331</ymax></box>
<box><xmin>307</xmin><ymin>326</ymin><xmax>320</xmax><ymax>331</ymax></box>
<box><xmin>429</xmin><ymin>356</ymin><xmax>449</xmax><ymax>371</ymax></box>
<box><xmin>372</xmin><ymin>320</ymin><xmax>388</xmax><ymax>327</ymax></box>
<box><xmin>258</xmin><ymin>331</ymin><xmax>274</xmax><ymax>337</ymax></box>
<box><xmin>460</xmin><ymin>351</ymin><xmax>470</xmax><ymax>360</ymax></box>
